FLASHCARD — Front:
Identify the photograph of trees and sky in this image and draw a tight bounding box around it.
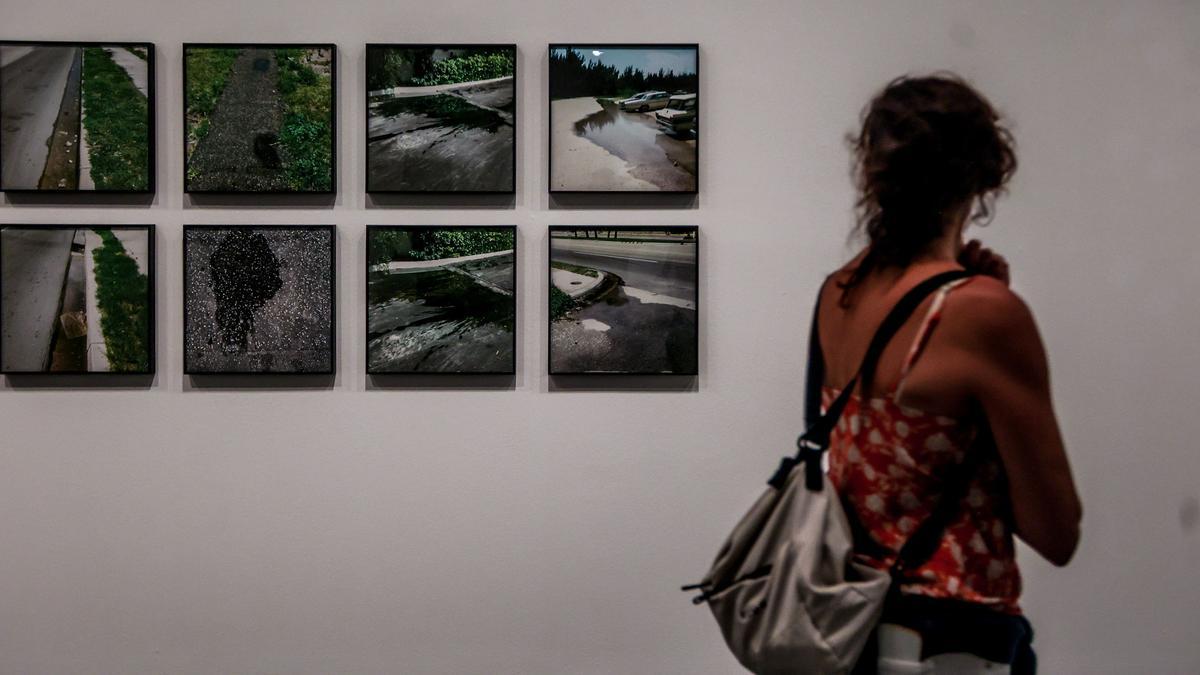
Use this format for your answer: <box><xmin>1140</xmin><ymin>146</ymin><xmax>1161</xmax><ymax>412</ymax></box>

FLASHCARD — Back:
<box><xmin>184</xmin><ymin>226</ymin><xmax>334</xmax><ymax>374</ymax></box>
<box><xmin>0</xmin><ymin>42</ymin><xmax>152</xmax><ymax>192</ymax></box>
<box><xmin>368</xmin><ymin>226</ymin><xmax>515</xmax><ymax>373</ymax></box>
<box><xmin>184</xmin><ymin>45</ymin><xmax>334</xmax><ymax>193</ymax></box>
<box><xmin>549</xmin><ymin>227</ymin><xmax>697</xmax><ymax>374</ymax></box>
<box><xmin>366</xmin><ymin>45</ymin><xmax>515</xmax><ymax>193</ymax></box>
<box><xmin>2</xmin><ymin>226</ymin><xmax>152</xmax><ymax>373</ymax></box>
<box><xmin>549</xmin><ymin>45</ymin><xmax>697</xmax><ymax>192</ymax></box>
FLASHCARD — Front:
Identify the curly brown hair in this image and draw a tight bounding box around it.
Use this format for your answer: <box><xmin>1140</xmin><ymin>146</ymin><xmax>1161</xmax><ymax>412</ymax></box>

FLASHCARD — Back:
<box><xmin>841</xmin><ymin>74</ymin><xmax>1017</xmax><ymax>303</ymax></box>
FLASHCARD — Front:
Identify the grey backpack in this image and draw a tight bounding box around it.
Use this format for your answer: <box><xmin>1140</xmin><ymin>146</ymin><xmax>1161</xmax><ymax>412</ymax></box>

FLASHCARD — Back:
<box><xmin>684</xmin><ymin>271</ymin><xmax>977</xmax><ymax>674</ymax></box>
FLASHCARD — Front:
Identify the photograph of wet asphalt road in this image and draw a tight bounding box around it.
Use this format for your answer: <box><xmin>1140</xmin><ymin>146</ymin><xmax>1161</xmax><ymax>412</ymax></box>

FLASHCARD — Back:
<box><xmin>549</xmin><ymin>45</ymin><xmax>697</xmax><ymax>193</ymax></box>
<box><xmin>366</xmin><ymin>46</ymin><xmax>515</xmax><ymax>193</ymax></box>
<box><xmin>1</xmin><ymin>226</ymin><xmax>153</xmax><ymax>373</ymax></box>
<box><xmin>184</xmin><ymin>226</ymin><xmax>334</xmax><ymax>374</ymax></box>
<box><xmin>367</xmin><ymin>226</ymin><xmax>515</xmax><ymax>373</ymax></box>
<box><xmin>1</xmin><ymin>42</ymin><xmax>152</xmax><ymax>191</ymax></box>
<box><xmin>184</xmin><ymin>45</ymin><xmax>334</xmax><ymax>193</ymax></box>
<box><xmin>550</xmin><ymin>227</ymin><xmax>698</xmax><ymax>374</ymax></box>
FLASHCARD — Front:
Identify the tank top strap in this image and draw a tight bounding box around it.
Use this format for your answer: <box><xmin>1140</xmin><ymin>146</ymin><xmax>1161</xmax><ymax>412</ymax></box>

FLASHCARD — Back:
<box><xmin>895</xmin><ymin>276</ymin><xmax>974</xmax><ymax>399</ymax></box>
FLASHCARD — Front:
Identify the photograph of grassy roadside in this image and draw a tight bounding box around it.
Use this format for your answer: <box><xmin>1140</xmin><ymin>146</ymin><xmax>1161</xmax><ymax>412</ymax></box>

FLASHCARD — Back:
<box><xmin>0</xmin><ymin>42</ymin><xmax>153</xmax><ymax>192</ymax></box>
<box><xmin>1</xmin><ymin>225</ymin><xmax>153</xmax><ymax>374</ymax></box>
<box><xmin>368</xmin><ymin>226</ymin><xmax>515</xmax><ymax>373</ymax></box>
<box><xmin>184</xmin><ymin>44</ymin><xmax>335</xmax><ymax>193</ymax></box>
<box><xmin>549</xmin><ymin>44</ymin><xmax>698</xmax><ymax>193</ymax></box>
<box><xmin>549</xmin><ymin>226</ymin><xmax>697</xmax><ymax>374</ymax></box>
<box><xmin>184</xmin><ymin>225</ymin><xmax>335</xmax><ymax>374</ymax></box>
<box><xmin>367</xmin><ymin>45</ymin><xmax>515</xmax><ymax>193</ymax></box>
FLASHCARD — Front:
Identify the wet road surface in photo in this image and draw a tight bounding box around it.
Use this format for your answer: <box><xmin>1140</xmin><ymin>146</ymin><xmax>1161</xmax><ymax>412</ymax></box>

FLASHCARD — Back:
<box><xmin>368</xmin><ymin>252</ymin><xmax>515</xmax><ymax>372</ymax></box>
<box><xmin>572</xmin><ymin>100</ymin><xmax>695</xmax><ymax>191</ymax></box>
<box><xmin>0</xmin><ymin>228</ymin><xmax>76</xmax><ymax>371</ymax></box>
<box><xmin>368</xmin><ymin>77</ymin><xmax>514</xmax><ymax>192</ymax></box>
<box><xmin>551</xmin><ymin>238</ymin><xmax>697</xmax><ymax>373</ymax></box>
<box><xmin>187</xmin><ymin>49</ymin><xmax>289</xmax><ymax>192</ymax></box>
<box><xmin>0</xmin><ymin>46</ymin><xmax>78</xmax><ymax>189</ymax></box>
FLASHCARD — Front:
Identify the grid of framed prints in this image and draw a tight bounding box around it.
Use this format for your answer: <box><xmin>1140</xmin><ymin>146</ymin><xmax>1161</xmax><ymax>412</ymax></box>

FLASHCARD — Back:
<box><xmin>183</xmin><ymin>225</ymin><xmax>335</xmax><ymax>374</ymax></box>
<box><xmin>1</xmin><ymin>42</ymin><xmax>704</xmax><ymax>380</ymax></box>
<box><xmin>182</xmin><ymin>44</ymin><xmax>336</xmax><ymax>194</ymax></box>
<box><xmin>0</xmin><ymin>41</ymin><xmax>155</xmax><ymax>193</ymax></box>
<box><xmin>548</xmin><ymin>44</ymin><xmax>698</xmax><ymax>194</ymax></box>
<box><xmin>367</xmin><ymin>226</ymin><xmax>516</xmax><ymax>373</ymax></box>
<box><xmin>1</xmin><ymin>225</ymin><xmax>155</xmax><ymax>374</ymax></box>
<box><xmin>548</xmin><ymin>226</ymin><xmax>698</xmax><ymax>374</ymax></box>
<box><xmin>366</xmin><ymin>45</ymin><xmax>516</xmax><ymax>193</ymax></box>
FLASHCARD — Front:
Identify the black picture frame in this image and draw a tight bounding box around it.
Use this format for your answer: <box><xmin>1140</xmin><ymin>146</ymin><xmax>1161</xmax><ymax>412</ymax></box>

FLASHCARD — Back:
<box><xmin>547</xmin><ymin>43</ymin><xmax>699</xmax><ymax>196</ymax></box>
<box><xmin>182</xmin><ymin>43</ymin><xmax>338</xmax><ymax>195</ymax></box>
<box><xmin>366</xmin><ymin>225</ymin><xmax>517</xmax><ymax>375</ymax></box>
<box><xmin>0</xmin><ymin>41</ymin><xmax>156</xmax><ymax>194</ymax></box>
<box><xmin>182</xmin><ymin>224</ymin><xmax>337</xmax><ymax>375</ymax></box>
<box><xmin>548</xmin><ymin>225</ymin><xmax>699</xmax><ymax>375</ymax></box>
<box><xmin>0</xmin><ymin>224</ymin><xmax>156</xmax><ymax>375</ymax></box>
<box><xmin>364</xmin><ymin>44</ymin><xmax>517</xmax><ymax>195</ymax></box>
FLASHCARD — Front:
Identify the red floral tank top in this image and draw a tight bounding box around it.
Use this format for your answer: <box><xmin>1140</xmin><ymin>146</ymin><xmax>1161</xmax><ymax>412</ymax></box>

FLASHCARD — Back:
<box><xmin>824</xmin><ymin>278</ymin><xmax>1023</xmax><ymax>614</ymax></box>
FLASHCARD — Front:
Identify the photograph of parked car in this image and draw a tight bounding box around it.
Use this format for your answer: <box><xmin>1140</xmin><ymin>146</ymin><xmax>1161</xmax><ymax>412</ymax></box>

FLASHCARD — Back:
<box><xmin>0</xmin><ymin>42</ymin><xmax>154</xmax><ymax>192</ymax></box>
<box><xmin>549</xmin><ymin>44</ymin><xmax>698</xmax><ymax>193</ymax></box>
<box><xmin>184</xmin><ymin>44</ymin><xmax>335</xmax><ymax>193</ymax></box>
<box><xmin>184</xmin><ymin>225</ymin><xmax>335</xmax><ymax>374</ymax></box>
<box><xmin>367</xmin><ymin>226</ymin><xmax>515</xmax><ymax>373</ymax></box>
<box><xmin>366</xmin><ymin>45</ymin><xmax>515</xmax><ymax>193</ymax></box>
<box><xmin>1</xmin><ymin>225</ymin><xmax>153</xmax><ymax>374</ymax></box>
<box><xmin>549</xmin><ymin>226</ymin><xmax>698</xmax><ymax>374</ymax></box>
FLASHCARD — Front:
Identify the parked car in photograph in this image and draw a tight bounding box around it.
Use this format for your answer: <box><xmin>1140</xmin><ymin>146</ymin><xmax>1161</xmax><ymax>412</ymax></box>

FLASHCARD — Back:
<box><xmin>656</xmin><ymin>93</ymin><xmax>698</xmax><ymax>134</ymax></box>
<box><xmin>619</xmin><ymin>90</ymin><xmax>669</xmax><ymax>112</ymax></box>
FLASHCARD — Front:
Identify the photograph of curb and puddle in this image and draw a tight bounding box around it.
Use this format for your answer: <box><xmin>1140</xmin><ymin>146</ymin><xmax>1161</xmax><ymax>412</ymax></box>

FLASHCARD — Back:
<box><xmin>184</xmin><ymin>226</ymin><xmax>335</xmax><ymax>374</ymax></box>
<box><xmin>1</xmin><ymin>226</ymin><xmax>153</xmax><ymax>374</ymax></box>
<box><xmin>368</xmin><ymin>226</ymin><xmax>515</xmax><ymax>373</ymax></box>
<box><xmin>367</xmin><ymin>45</ymin><xmax>515</xmax><ymax>193</ymax></box>
<box><xmin>550</xmin><ymin>227</ymin><xmax>697</xmax><ymax>374</ymax></box>
<box><xmin>0</xmin><ymin>42</ymin><xmax>152</xmax><ymax>192</ymax></box>
<box><xmin>184</xmin><ymin>45</ymin><xmax>334</xmax><ymax>193</ymax></box>
<box><xmin>549</xmin><ymin>45</ymin><xmax>697</xmax><ymax>193</ymax></box>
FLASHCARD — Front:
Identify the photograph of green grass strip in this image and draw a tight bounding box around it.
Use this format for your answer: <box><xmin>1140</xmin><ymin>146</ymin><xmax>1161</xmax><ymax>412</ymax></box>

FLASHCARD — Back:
<box><xmin>81</xmin><ymin>48</ymin><xmax>151</xmax><ymax>191</ymax></box>
<box><xmin>91</xmin><ymin>228</ymin><xmax>151</xmax><ymax>372</ymax></box>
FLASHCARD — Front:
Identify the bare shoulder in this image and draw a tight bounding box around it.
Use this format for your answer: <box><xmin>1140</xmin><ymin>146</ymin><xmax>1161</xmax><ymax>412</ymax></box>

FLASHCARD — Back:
<box><xmin>941</xmin><ymin>276</ymin><xmax>1047</xmax><ymax>378</ymax></box>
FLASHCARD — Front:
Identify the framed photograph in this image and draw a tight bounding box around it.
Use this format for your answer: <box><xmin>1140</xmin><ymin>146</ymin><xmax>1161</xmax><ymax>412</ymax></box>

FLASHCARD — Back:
<box><xmin>548</xmin><ymin>44</ymin><xmax>698</xmax><ymax>194</ymax></box>
<box><xmin>548</xmin><ymin>226</ymin><xmax>698</xmax><ymax>374</ymax></box>
<box><xmin>366</xmin><ymin>44</ymin><xmax>515</xmax><ymax>193</ymax></box>
<box><xmin>0</xmin><ymin>41</ymin><xmax>155</xmax><ymax>193</ymax></box>
<box><xmin>1</xmin><ymin>225</ymin><xmax>155</xmax><ymax>374</ymax></box>
<box><xmin>367</xmin><ymin>226</ymin><xmax>515</xmax><ymax>374</ymax></box>
<box><xmin>183</xmin><ymin>225</ymin><xmax>335</xmax><ymax>374</ymax></box>
<box><xmin>183</xmin><ymin>44</ymin><xmax>336</xmax><ymax>194</ymax></box>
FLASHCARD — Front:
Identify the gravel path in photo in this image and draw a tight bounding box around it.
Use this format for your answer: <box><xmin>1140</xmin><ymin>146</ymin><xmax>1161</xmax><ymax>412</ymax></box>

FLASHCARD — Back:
<box><xmin>0</xmin><ymin>46</ymin><xmax>77</xmax><ymax>189</ymax></box>
<box><xmin>187</xmin><ymin>49</ymin><xmax>289</xmax><ymax>191</ymax></box>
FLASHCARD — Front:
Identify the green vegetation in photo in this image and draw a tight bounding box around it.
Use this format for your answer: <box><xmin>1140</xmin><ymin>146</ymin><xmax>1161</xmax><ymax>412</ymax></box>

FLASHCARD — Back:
<box><xmin>81</xmin><ymin>48</ymin><xmax>150</xmax><ymax>190</ymax></box>
<box><xmin>550</xmin><ymin>261</ymin><xmax>598</xmax><ymax>277</ymax></box>
<box><xmin>370</xmin><ymin>229</ymin><xmax>515</xmax><ymax>265</ymax></box>
<box><xmin>184</xmin><ymin>47</ymin><xmax>238</xmax><ymax>160</ymax></box>
<box><xmin>549</xmin><ymin>286</ymin><xmax>575</xmax><ymax>321</ymax></box>
<box><xmin>90</xmin><ymin>229</ymin><xmax>150</xmax><ymax>372</ymax></box>
<box><xmin>276</xmin><ymin>49</ymin><xmax>333</xmax><ymax>192</ymax></box>
<box><xmin>549</xmin><ymin>47</ymin><xmax>697</xmax><ymax>100</ymax></box>
<box><xmin>411</xmin><ymin>52</ymin><xmax>514</xmax><ymax>86</ymax></box>
<box><xmin>129</xmin><ymin>47</ymin><xmax>149</xmax><ymax>61</ymax></box>
<box><xmin>368</xmin><ymin>48</ymin><xmax>513</xmax><ymax>90</ymax></box>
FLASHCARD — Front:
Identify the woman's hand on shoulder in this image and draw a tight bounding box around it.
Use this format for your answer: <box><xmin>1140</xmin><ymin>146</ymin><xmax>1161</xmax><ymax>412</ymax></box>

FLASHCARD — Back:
<box><xmin>958</xmin><ymin>239</ymin><xmax>1010</xmax><ymax>286</ymax></box>
<box><xmin>944</xmin><ymin>279</ymin><xmax>1083</xmax><ymax>566</ymax></box>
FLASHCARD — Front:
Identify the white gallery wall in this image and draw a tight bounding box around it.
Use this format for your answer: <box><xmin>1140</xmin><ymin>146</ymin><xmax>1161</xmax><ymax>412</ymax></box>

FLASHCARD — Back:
<box><xmin>2</xmin><ymin>0</ymin><xmax>1198</xmax><ymax>672</ymax></box>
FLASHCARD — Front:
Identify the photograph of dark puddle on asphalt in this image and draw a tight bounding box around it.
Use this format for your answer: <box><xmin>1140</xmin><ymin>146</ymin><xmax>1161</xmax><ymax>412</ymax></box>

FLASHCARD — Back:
<box><xmin>367</xmin><ymin>227</ymin><xmax>515</xmax><ymax>374</ymax></box>
<box><xmin>0</xmin><ymin>42</ymin><xmax>152</xmax><ymax>192</ymax></box>
<box><xmin>549</xmin><ymin>45</ymin><xmax>697</xmax><ymax>192</ymax></box>
<box><xmin>1</xmin><ymin>226</ymin><xmax>153</xmax><ymax>373</ymax></box>
<box><xmin>366</xmin><ymin>46</ymin><xmax>515</xmax><ymax>193</ymax></box>
<box><xmin>183</xmin><ymin>45</ymin><xmax>334</xmax><ymax>193</ymax></box>
<box><xmin>184</xmin><ymin>226</ymin><xmax>334</xmax><ymax>374</ymax></box>
<box><xmin>549</xmin><ymin>227</ymin><xmax>698</xmax><ymax>374</ymax></box>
